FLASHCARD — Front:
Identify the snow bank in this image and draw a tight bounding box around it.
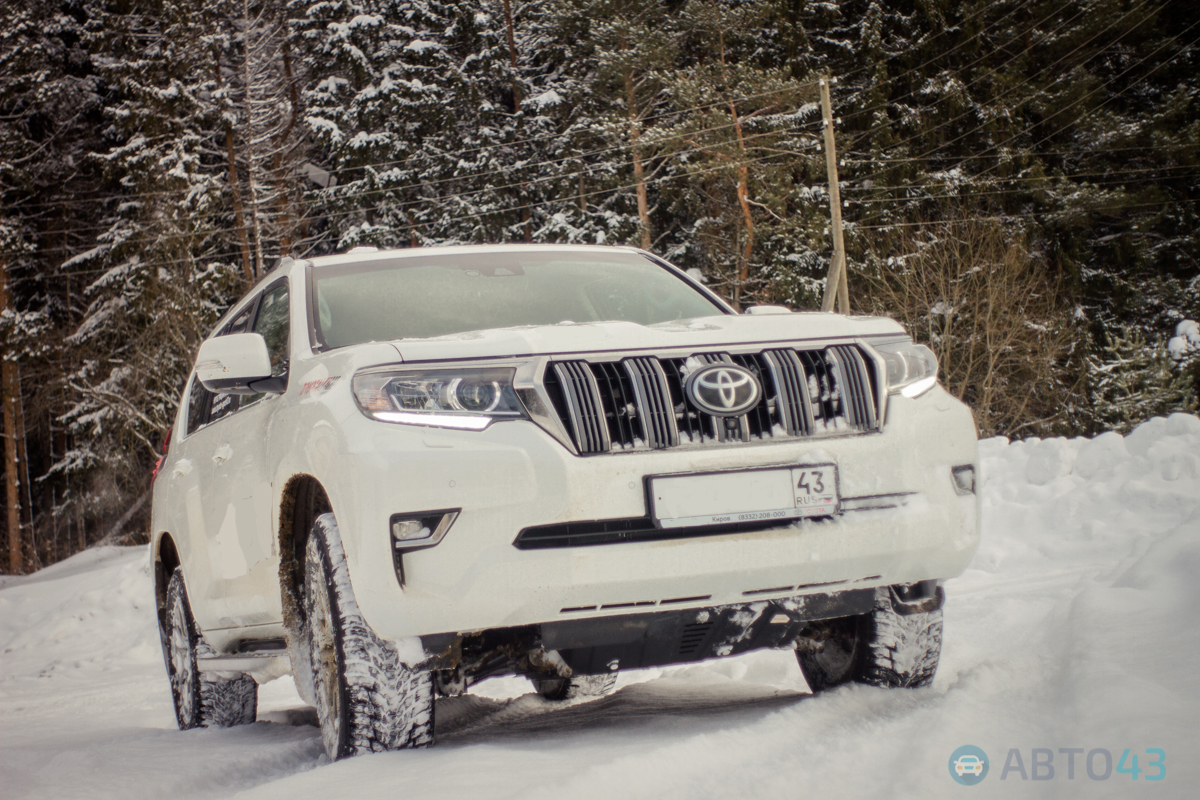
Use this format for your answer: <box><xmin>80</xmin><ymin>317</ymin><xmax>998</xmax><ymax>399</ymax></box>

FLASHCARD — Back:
<box><xmin>1168</xmin><ymin>319</ymin><xmax>1199</xmax><ymax>361</ymax></box>
<box><xmin>2</xmin><ymin>416</ymin><xmax>1198</xmax><ymax>799</ymax></box>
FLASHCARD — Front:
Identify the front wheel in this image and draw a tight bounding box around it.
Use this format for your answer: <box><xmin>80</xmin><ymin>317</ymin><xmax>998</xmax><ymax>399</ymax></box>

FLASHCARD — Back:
<box><xmin>795</xmin><ymin>587</ymin><xmax>943</xmax><ymax>692</ymax></box>
<box><xmin>304</xmin><ymin>513</ymin><xmax>435</xmax><ymax>759</ymax></box>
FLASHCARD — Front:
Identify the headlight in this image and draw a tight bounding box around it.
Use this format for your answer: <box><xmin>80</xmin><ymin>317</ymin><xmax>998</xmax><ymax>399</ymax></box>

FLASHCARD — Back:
<box><xmin>873</xmin><ymin>341</ymin><xmax>939</xmax><ymax>398</ymax></box>
<box><xmin>352</xmin><ymin>368</ymin><xmax>528</xmax><ymax>430</ymax></box>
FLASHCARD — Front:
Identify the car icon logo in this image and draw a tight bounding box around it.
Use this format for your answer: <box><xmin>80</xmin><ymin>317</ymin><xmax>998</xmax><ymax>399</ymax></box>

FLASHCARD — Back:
<box><xmin>948</xmin><ymin>746</ymin><xmax>989</xmax><ymax>785</ymax></box>
<box><xmin>954</xmin><ymin>755</ymin><xmax>984</xmax><ymax>776</ymax></box>
<box><xmin>685</xmin><ymin>363</ymin><xmax>761</xmax><ymax>416</ymax></box>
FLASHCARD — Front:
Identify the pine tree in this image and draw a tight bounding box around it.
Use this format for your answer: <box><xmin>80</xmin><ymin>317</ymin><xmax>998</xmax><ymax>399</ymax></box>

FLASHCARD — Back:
<box><xmin>292</xmin><ymin>0</ymin><xmax>467</xmax><ymax>249</ymax></box>
<box><xmin>662</xmin><ymin>0</ymin><xmax>821</xmax><ymax>308</ymax></box>
<box><xmin>1</xmin><ymin>0</ymin><xmax>110</xmax><ymax>569</ymax></box>
<box><xmin>57</xmin><ymin>0</ymin><xmax>266</xmax><ymax>543</ymax></box>
<box><xmin>1088</xmin><ymin>325</ymin><xmax>1197</xmax><ymax>434</ymax></box>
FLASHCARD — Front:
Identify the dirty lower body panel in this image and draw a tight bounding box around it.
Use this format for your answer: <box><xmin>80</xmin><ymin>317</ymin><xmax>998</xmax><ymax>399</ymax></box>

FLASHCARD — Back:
<box><xmin>421</xmin><ymin>588</ymin><xmax>876</xmax><ymax>679</ymax></box>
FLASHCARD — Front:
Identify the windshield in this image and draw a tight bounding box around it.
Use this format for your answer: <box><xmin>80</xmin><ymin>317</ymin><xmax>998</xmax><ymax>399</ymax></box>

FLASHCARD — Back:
<box><xmin>310</xmin><ymin>249</ymin><xmax>726</xmax><ymax>348</ymax></box>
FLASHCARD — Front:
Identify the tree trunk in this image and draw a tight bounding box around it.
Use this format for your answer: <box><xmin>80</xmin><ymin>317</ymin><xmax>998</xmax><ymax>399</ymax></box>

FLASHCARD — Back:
<box><xmin>625</xmin><ymin>66</ymin><xmax>652</xmax><ymax>250</ymax></box>
<box><xmin>1</xmin><ymin>262</ymin><xmax>24</xmax><ymax>574</ymax></box>
<box><xmin>719</xmin><ymin>29</ymin><xmax>752</xmax><ymax>308</ymax></box>
<box><xmin>500</xmin><ymin>0</ymin><xmax>522</xmax><ymax>109</ymax></box>
<box><xmin>214</xmin><ymin>52</ymin><xmax>254</xmax><ymax>284</ymax></box>
<box><xmin>15</xmin><ymin>364</ymin><xmax>34</xmax><ymax>566</ymax></box>
<box><xmin>501</xmin><ymin>0</ymin><xmax>533</xmax><ymax>242</ymax></box>
<box><xmin>270</xmin><ymin>37</ymin><xmax>301</xmax><ymax>257</ymax></box>
<box><xmin>242</xmin><ymin>0</ymin><xmax>266</xmax><ymax>276</ymax></box>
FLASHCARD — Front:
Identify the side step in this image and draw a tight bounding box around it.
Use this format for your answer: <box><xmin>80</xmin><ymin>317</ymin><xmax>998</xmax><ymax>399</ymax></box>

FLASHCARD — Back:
<box><xmin>198</xmin><ymin>638</ymin><xmax>290</xmax><ymax>681</ymax></box>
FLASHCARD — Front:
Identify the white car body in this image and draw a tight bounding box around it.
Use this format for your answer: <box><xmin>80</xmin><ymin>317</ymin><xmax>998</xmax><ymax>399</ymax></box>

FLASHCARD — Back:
<box><xmin>151</xmin><ymin>244</ymin><xmax>979</xmax><ymax>685</ymax></box>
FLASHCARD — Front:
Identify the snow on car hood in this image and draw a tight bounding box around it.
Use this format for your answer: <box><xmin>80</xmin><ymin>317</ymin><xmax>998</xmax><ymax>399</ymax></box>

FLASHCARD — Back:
<box><xmin>383</xmin><ymin>312</ymin><xmax>906</xmax><ymax>363</ymax></box>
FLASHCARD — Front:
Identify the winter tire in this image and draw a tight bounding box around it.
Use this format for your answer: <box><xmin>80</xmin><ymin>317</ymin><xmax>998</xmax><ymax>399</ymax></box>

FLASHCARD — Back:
<box><xmin>164</xmin><ymin>568</ymin><xmax>258</xmax><ymax>729</ymax></box>
<box><xmin>304</xmin><ymin>512</ymin><xmax>435</xmax><ymax>760</ymax></box>
<box><xmin>796</xmin><ymin>587</ymin><xmax>943</xmax><ymax>692</ymax></box>
<box><xmin>533</xmin><ymin>672</ymin><xmax>618</xmax><ymax>701</ymax></box>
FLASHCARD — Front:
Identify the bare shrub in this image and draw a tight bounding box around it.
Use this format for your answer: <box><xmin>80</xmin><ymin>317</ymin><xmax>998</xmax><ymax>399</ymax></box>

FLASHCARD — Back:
<box><xmin>858</xmin><ymin>218</ymin><xmax>1085</xmax><ymax>438</ymax></box>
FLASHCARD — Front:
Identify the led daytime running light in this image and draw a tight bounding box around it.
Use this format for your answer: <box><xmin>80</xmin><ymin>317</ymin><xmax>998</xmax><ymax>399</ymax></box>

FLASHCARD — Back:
<box><xmin>374</xmin><ymin>410</ymin><xmax>492</xmax><ymax>430</ymax></box>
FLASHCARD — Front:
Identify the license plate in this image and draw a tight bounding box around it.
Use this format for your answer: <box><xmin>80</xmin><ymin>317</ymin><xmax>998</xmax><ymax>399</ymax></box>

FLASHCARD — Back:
<box><xmin>650</xmin><ymin>464</ymin><xmax>839</xmax><ymax>529</ymax></box>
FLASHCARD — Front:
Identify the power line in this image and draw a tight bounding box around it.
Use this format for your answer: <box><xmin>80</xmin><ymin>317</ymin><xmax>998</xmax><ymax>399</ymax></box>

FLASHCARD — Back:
<box><xmin>17</xmin><ymin>0</ymin><xmax>1137</xmax><ymax>246</ymax></box>
<box><xmin>7</xmin><ymin>0</ymin><xmax>1056</xmax><ymax>218</ymax></box>
<box><xmin>850</xmin><ymin>24</ymin><xmax>1200</xmax><ymax>226</ymax></box>
<box><xmin>0</xmin><ymin>1</ymin><xmax>1075</xmax><ymax>226</ymax></box>
<box><xmin>834</xmin><ymin>0</ymin><xmax>1091</xmax><ymax>129</ymax></box>
<box><xmin>843</xmin><ymin>165</ymin><xmax>1197</xmax><ymax>205</ymax></box>
<box><xmin>6</xmin><ymin>83</ymin><xmax>823</xmax><ymax>215</ymax></box>
<box><xmin>849</xmin><ymin>196</ymin><xmax>1200</xmax><ymax>232</ymax></box>
<box><xmin>838</xmin><ymin>0</ymin><xmax>1164</xmax><ymax>191</ymax></box>
<box><xmin>5</xmin><ymin>0</ymin><xmax>1193</xmax><ymax>284</ymax></box>
<box><xmin>2</xmin><ymin>122</ymin><xmax>824</xmax><ymax>261</ymax></box>
<box><xmin>1</xmin><ymin>145</ymin><xmax>824</xmax><ymax>275</ymax></box>
<box><xmin>842</xmin><ymin>141</ymin><xmax>1199</xmax><ymax>168</ymax></box>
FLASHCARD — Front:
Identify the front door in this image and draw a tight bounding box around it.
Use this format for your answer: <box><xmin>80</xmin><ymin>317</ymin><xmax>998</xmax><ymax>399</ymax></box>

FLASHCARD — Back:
<box><xmin>193</xmin><ymin>281</ymin><xmax>291</xmax><ymax>630</ymax></box>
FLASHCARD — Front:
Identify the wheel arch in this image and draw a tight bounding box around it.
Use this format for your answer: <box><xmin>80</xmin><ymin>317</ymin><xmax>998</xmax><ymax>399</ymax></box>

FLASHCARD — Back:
<box><xmin>278</xmin><ymin>474</ymin><xmax>332</xmax><ymax>636</ymax></box>
<box><xmin>153</xmin><ymin>532</ymin><xmax>182</xmax><ymax>634</ymax></box>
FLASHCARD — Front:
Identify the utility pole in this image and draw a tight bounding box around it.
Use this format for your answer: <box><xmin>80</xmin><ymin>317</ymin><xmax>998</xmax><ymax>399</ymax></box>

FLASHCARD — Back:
<box><xmin>819</xmin><ymin>76</ymin><xmax>848</xmax><ymax>314</ymax></box>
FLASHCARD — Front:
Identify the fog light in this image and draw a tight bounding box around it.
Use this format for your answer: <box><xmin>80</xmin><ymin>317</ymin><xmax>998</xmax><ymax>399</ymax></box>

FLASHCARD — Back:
<box><xmin>951</xmin><ymin>465</ymin><xmax>976</xmax><ymax>495</ymax></box>
<box><xmin>393</xmin><ymin>519</ymin><xmax>429</xmax><ymax>540</ymax></box>
<box><xmin>390</xmin><ymin>509</ymin><xmax>460</xmax><ymax>550</ymax></box>
<box><xmin>390</xmin><ymin>509</ymin><xmax>461</xmax><ymax>589</ymax></box>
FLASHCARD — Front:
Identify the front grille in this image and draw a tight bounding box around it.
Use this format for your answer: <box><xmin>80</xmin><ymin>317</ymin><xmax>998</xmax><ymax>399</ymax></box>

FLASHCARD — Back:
<box><xmin>545</xmin><ymin>344</ymin><xmax>881</xmax><ymax>454</ymax></box>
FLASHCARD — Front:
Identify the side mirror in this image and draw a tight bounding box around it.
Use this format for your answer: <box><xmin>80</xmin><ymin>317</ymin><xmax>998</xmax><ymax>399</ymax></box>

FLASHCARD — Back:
<box><xmin>195</xmin><ymin>333</ymin><xmax>277</xmax><ymax>395</ymax></box>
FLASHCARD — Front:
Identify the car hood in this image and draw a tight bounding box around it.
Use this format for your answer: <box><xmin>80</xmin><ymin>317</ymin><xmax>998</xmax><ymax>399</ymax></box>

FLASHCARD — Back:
<box><xmin>382</xmin><ymin>313</ymin><xmax>907</xmax><ymax>363</ymax></box>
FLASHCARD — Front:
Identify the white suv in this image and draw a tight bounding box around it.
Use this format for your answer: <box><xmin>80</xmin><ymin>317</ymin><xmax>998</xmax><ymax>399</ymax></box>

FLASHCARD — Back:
<box><xmin>151</xmin><ymin>244</ymin><xmax>979</xmax><ymax>759</ymax></box>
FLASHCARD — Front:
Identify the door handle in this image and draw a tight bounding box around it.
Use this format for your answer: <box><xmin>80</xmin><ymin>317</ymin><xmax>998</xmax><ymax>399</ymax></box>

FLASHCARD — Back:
<box><xmin>212</xmin><ymin>444</ymin><xmax>233</xmax><ymax>464</ymax></box>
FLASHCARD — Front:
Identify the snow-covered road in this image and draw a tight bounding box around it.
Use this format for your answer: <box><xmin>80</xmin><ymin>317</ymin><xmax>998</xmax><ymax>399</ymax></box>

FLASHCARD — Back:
<box><xmin>3</xmin><ymin>415</ymin><xmax>1199</xmax><ymax>799</ymax></box>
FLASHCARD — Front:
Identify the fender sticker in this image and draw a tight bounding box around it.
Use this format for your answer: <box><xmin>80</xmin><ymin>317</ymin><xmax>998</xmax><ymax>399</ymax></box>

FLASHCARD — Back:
<box><xmin>301</xmin><ymin>376</ymin><xmax>340</xmax><ymax>396</ymax></box>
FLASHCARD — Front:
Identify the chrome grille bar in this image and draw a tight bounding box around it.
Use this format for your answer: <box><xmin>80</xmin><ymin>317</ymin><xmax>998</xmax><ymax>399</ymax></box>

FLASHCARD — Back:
<box><xmin>623</xmin><ymin>357</ymin><xmax>679</xmax><ymax>449</ymax></box>
<box><xmin>551</xmin><ymin>361</ymin><xmax>610</xmax><ymax>453</ymax></box>
<box><xmin>829</xmin><ymin>345</ymin><xmax>878</xmax><ymax>431</ymax></box>
<box><xmin>762</xmin><ymin>349</ymin><xmax>816</xmax><ymax>436</ymax></box>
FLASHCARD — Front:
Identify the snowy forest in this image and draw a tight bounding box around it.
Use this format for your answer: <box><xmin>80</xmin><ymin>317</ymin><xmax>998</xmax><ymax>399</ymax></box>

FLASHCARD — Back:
<box><xmin>1</xmin><ymin>0</ymin><xmax>1197</xmax><ymax>573</ymax></box>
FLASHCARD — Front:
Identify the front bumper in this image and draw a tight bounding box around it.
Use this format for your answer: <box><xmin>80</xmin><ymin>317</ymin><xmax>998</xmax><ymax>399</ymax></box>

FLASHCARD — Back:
<box><xmin>328</xmin><ymin>383</ymin><xmax>980</xmax><ymax>645</ymax></box>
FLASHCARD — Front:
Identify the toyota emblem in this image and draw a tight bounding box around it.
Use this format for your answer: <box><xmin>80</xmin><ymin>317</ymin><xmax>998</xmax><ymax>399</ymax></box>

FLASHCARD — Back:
<box><xmin>685</xmin><ymin>363</ymin><xmax>761</xmax><ymax>416</ymax></box>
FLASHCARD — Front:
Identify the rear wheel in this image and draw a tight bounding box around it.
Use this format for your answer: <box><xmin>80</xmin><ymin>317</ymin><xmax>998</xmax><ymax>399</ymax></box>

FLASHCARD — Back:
<box><xmin>533</xmin><ymin>672</ymin><xmax>618</xmax><ymax>701</ymax></box>
<box><xmin>164</xmin><ymin>568</ymin><xmax>258</xmax><ymax>729</ymax></box>
<box><xmin>796</xmin><ymin>588</ymin><xmax>943</xmax><ymax>692</ymax></box>
<box><xmin>304</xmin><ymin>513</ymin><xmax>435</xmax><ymax>759</ymax></box>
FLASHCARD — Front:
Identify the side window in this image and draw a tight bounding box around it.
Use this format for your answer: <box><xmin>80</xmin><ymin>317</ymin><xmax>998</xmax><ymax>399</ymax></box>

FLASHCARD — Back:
<box><xmin>189</xmin><ymin>296</ymin><xmax>258</xmax><ymax>433</ymax></box>
<box><xmin>207</xmin><ymin>390</ymin><xmax>240</xmax><ymax>424</ymax></box>
<box><xmin>186</xmin><ymin>375</ymin><xmax>213</xmax><ymax>436</ymax></box>
<box><xmin>185</xmin><ymin>282</ymin><xmax>288</xmax><ymax>434</ymax></box>
<box><xmin>226</xmin><ymin>303</ymin><xmax>256</xmax><ymax>335</ymax></box>
<box><xmin>253</xmin><ymin>283</ymin><xmax>290</xmax><ymax>379</ymax></box>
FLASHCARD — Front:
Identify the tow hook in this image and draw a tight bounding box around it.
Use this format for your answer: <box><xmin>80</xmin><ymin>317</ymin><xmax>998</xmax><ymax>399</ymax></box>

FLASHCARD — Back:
<box><xmin>527</xmin><ymin>647</ymin><xmax>574</xmax><ymax>679</ymax></box>
<box><xmin>889</xmin><ymin>581</ymin><xmax>944</xmax><ymax>615</ymax></box>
